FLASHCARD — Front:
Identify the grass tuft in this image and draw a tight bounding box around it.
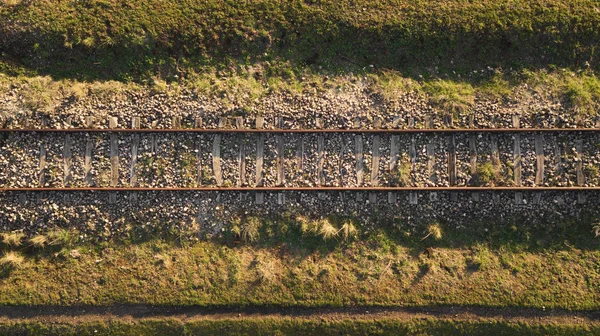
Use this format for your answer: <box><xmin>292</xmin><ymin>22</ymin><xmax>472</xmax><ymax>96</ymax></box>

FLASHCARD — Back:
<box><xmin>241</xmin><ymin>217</ymin><xmax>261</xmax><ymax>243</ymax></box>
<box><xmin>423</xmin><ymin>80</ymin><xmax>475</xmax><ymax>116</ymax></box>
<box><xmin>1</xmin><ymin>231</ymin><xmax>24</xmax><ymax>247</ymax></box>
<box><xmin>28</xmin><ymin>235</ymin><xmax>48</xmax><ymax>248</ymax></box>
<box><xmin>593</xmin><ymin>222</ymin><xmax>600</xmax><ymax>238</ymax></box>
<box><xmin>318</xmin><ymin>219</ymin><xmax>338</xmax><ymax>241</ymax></box>
<box><xmin>422</xmin><ymin>223</ymin><xmax>443</xmax><ymax>241</ymax></box>
<box><xmin>0</xmin><ymin>252</ymin><xmax>25</xmax><ymax>268</ymax></box>
<box><xmin>472</xmin><ymin>162</ymin><xmax>501</xmax><ymax>186</ymax></box>
<box><xmin>297</xmin><ymin>215</ymin><xmax>317</xmax><ymax>235</ymax></box>
<box><xmin>339</xmin><ymin>222</ymin><xmax>358</xmax><ymax>242</ymax></box>
<box><xmin>46</xmin><ymin>228</ymin><xmax>77</xmax><ymax>247</ymax></box>
<box><xmin>254</xmin><ymin>257</ymin><xmax>278</xmax><ymax>284</ymax></box>
<box><xmin>153</xmin><ymin>253</ymin><xmax>172</xmax><ymax>269</ymax></box>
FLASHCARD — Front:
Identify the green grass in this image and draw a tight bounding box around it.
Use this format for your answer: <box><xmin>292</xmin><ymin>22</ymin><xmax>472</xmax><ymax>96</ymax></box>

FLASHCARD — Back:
<box><xmin>1</xmin><ymin>0</ymin><xmax>600</xmax><ymax>82</ymax></box>
<box><xmin>0</xmin><ymin>219</ymin><xmax>598</xmax><ymax>309</ymax></box>
<box><xmin>3</xmin><ymin>67</ymin><xmax>600</xmax><ymax>121</ymax></box>
<box><xmin>0</xmin><ymin>317</ymin><xmax>597</xmax><ymax>336</ymax></box>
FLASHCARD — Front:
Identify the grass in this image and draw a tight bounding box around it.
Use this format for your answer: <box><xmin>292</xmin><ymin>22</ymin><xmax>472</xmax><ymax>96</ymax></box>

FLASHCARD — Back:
<box><xmin>2</xmin><ymin>0</ymin><xmax>600</xmax><ymax>82</ymax></box>
<box><xmin>0</xmin><ymin>251</ymin><xmax>24</xmax><ymax>268</ymax></box>
<box><xmin>241</xmin><ymin>217</ymin><xmax>261</xmax><ymax>243</ymax></box>
<box><xmin>0</xmin><ymin>219</ymin><xmax>597</xmax><ymax>309</ymax></box>
<box><xmin>422</xmin><ymin>80</ymin><xmax>475</xmax><ymax>117</ymax></box>
<box><xmin>472</xmin><ymin>162</ymin><xmax>501</xmax><ymax>186</ymax></box>
<box><xmin>1</xmin><ymin>231</ymin><xmax>24</xmax><ymax>247</ymax></box>
<box><xmin>0</xmin><ymin>317</ymin><xmax>598</xmax><ymax>336</ymax></box>
<box><xmin>28</xmin><ymin>235</ymin><xmax>48</xmax><ymax>248</ymax></box>
<box><xmin>318</xmin><ymin>219</ymin><xmax>338</xmax><ymax>241</ymax></box>
<box><xmin>2</xmin><ymin>67</ymin><xmax>600</xmax><ymax>121</ymax></box>
<box><xmin>339</xmin><ymin>222</ymin><xmax>358</xmax><ymax>242</ymax></box>
<box><xmin>421</xmin><ymin>223</ymin><xmax>443</xmax><ymax>241</ymax></box>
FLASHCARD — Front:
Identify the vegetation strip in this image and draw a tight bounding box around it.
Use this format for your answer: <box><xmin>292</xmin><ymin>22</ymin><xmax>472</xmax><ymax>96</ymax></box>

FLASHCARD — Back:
<box><xmin>1</xmin><ymin>317</ymin><xmax>598</xmax><ymax>336</ymax></box>
<box><xmin>2</xmin><ymin>0</ymin><xmax>600</xmax><ymax>81</ymax></box>
<box><xmin>0</xmin><ymin>305</ymin><xmax>599</xmax><ymax>324</ymax></box>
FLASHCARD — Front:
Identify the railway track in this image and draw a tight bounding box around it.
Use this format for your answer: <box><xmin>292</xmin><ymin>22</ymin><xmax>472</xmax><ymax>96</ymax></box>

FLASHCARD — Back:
<box><xmin>0</xmin><ymin>116</ymin><xmax>599</xmax><ymax>200</ymax></box>
<box><xmin>1</xmin><ymin>116</ymin><xmax>600</xmax><ymax>232</ymax></box>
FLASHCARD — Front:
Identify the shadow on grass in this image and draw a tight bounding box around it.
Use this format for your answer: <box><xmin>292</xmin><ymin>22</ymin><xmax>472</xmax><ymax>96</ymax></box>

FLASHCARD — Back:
<box><xmin>0</xmin><ymin>5</ymin><xmax>598</xmax><ymax>83</ymax></box>
<box><xmin>98</xmin><ymin>208</ymin><xmax>600</xmax><ymax>255</ymax></box>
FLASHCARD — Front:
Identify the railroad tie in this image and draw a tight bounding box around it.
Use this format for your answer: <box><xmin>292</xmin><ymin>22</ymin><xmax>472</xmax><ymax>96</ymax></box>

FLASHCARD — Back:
<box><xmin>38</xmin><ymin>141</ymin><xmax>46</xmax><ymax>187</ymax></box>
<box><xmin>109</xmin><ymin>116</ymin><xmax>119</xmax><ymax>203</ymax></box>
<box><xmin>512</xmin><ymin>114</ymin><xmax>523</xmax><ymax>204</ymax></box>
<box><xmin>447</xmin><ymin>132</ymin><xmax>457</xmax><ymax>187</ymax></box>
<box><xmin>109</xmin><ymin>116</ymin><xmax>119</xmax><ymax>187</ymax></box>
<box><xmin>388</xmin><ymin>125</ymin><xmax>399</xmax><ymax>204</ymax></box>
<box><xmin>575</xmin><ymin>139</ymin><xmax>586</xmax><ymax>204</ymax></box>
<box><xmin>276</xmin><ymin>116</ymin><xmax>285</xmax><ymax>204</ymax></box>
<box><xmin>255</xmin><ymin>116</ymin><xmax>265</xmax><ymax>204</ymax></box>
<box><xmin>63</xmin><ymin>117</ymin><xmax>73</xmax><ymax>186</ymax></box>
<box><xmin>130</xmin><ymin>117</ymin><xmax>140</xmax><ymax>187</ymax></box>
<box><xmin>84</xmin><ymin>117</ymin><xmax>94</xmax><ymax>186</ymax></box>
<box><xmin>370</xmin><ymin>118</ymin><xmax>381</xmax><ymax>203</ymax></box>
<box><xmin>354</xmin><ymin>118</ymin><xmax>363</xmax><ymax>202</ymax></box>
<box><xmin>534</xmin><ymin>133</ymin><xmax>544</xmax><ymax>186</ymax></box>
<box><xmin>469</xmin><ymin>133</ymin><xmax>477</xmax><ymax>201</ymax></box>
<box><xmin>212</xmin><ymin>124</ymin><xmax>223</xmax><ymax>187</ymax></box>
<box><xmin>409</xmin><ymin>192</ymin><xmax>418</xmax><ymax>205</ymax></box>
<box><xmin>236</xmin><ymin>117</ymin><xmax>246</xmax><ymax>187</ymax></box>
<box><xmin>575</xmin><ymin>139</ymin><xmax>585</xmax><ymax>186</ymax></box>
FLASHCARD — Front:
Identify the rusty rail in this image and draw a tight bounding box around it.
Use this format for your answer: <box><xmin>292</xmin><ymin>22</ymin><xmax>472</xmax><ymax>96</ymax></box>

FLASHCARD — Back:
<box><xmin>0</xmin><ymin>128</ymin><xmax>599</xmax><ymax>133</ymax></box>
<box><xmin>2</xmin><ymin>187</ymin><xmax>600</xmax><ymax>192</ymax></box>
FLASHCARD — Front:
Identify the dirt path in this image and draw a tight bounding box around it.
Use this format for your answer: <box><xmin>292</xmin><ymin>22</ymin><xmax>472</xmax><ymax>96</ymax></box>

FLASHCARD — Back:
<box><xmin>0</xmin><ymin>305</ymin><xmax>598</xmax><ymax>325</ymax></box>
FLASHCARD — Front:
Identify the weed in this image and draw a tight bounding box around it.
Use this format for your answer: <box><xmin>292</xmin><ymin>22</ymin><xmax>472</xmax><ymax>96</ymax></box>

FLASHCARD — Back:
<box><xmin>0</xmin><ymin>252</ymin><xmax>24</xmax><ymax>268</ymax></box>
<box><xmin>0</xmin><ymin>0</ymin><xmax>22</xmax><ymax>6</ymax></box>
<box><xmin>241</xmin><ymin>217</ymin><xmax>261</xmax><ymax>243</ymax></box>
<box><xmin>397</xmin><ymin>161</ymin><xmax>412</xmax><ymax>186</ymax></box>
<box><xmin>593</xmin><ymin>222</ymin><xmax>600</xmax><ymax>238</ymax></box>
<box><xmin>421</xmin><ymin>223</ymin><xmax>443</xmax><ymax>241</ymax></box>
<box><xmin>28</xmin><ymin>234</ymin><xmax>48</xmax><ymax>247</ymax></box>
<box><xmin>585</xmin><ymin>164</ymin><xmax>599</xmax><ymax>181</ymax></box>
<box><xmin>318</xmin><ymin>219</ymin><xmax>338</xmax><ymax>241</ymax></box>
<box><xmin>153</xmin><ymin>253</ymin><xmax>172</xmax><ymax>269</ymax></box>
<box><xmin>472</xmin><ymin>162</ymin><xmax>500</xmax><ymax>186</ymax></box>
<box><xmin>19</xmin><ymin>76</ymin><xmax>60</xmax><ymax>113</ymax></box>
<box><xmin>296</xmin><ymin>215</ymin><xmax>316</xmax><ymax>235</ymax></box>
<box><xmin>150</xmin><ymin>77</ymin><xmax>168</xmax><ymax>94</ymax></box>
<box><xmin>1</xmin><ymin>231</ymin><xmax>24</xmax><ymax>247</ymax></box>
<box><xmin>466</xmin><ymin>245</ymin><xmax>494</xmax><ymax>272</ymax></box>
<box><xmin>253</xmin><ymin>257</ymin><xmax>277</xmax><ymax>284</ymax></box>
<box><xmin>563</xmin><ymin>74</ymin><xmax>600</xmax><ymax>115</ymax></box>
<box><xmin>339</xmin><ymin>222</ymin><xmax>358</xmax><ymax>241</ymax></box>
<box><xmin>481</xmin><ymin>72</ymin><xmax>514</xmax><ymax>98</ymax></box>
<box><xmin>368</xmin><ymin>71</ymin><xmax>420</xmax><ymax>105</ymax></box>
<box><xmin>46</xmin><ymin>228</ymin><xmax>77</xmax><ymax>247</ymax></box>
<box><xmin>423</xmin><ymin>80</ymin><xmax>474</xmax><ymax>116</ymax></box>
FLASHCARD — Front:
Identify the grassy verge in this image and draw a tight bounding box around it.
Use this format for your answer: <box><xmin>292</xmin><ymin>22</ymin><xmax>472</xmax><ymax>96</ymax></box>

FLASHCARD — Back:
<box><xmin>1</xmin><ymin>67</ymin><xmax>600</xmax><ymax>118</ymax></box>
<box><xmin>0</xmin><ymin>317</ymin><xmax>598</xmax><ymax>336</ymax></box>
<box><xmin>0</xmin><ymin>213</ymin><xmax>598</xmax><ymax>309</ymax></box>
<box><xmin>1</xmin><ymin>0</ymin><xmax>600</xmax><ymax>82</ymax></box>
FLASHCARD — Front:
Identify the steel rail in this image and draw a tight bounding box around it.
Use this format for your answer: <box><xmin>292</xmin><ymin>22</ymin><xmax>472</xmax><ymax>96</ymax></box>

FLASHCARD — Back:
<box><xmin>2</xmin><ymin>187</ymin><xmax>600</xmax><ymax>192</ymax></box>
<box><xmin>0</xmin><ymin>128</ymin><xmax>599</xmax><ymax>133</ymax></box>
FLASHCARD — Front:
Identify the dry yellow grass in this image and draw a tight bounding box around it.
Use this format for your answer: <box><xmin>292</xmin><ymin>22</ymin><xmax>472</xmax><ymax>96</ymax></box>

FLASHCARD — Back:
<box><xmin>0</xmin><ymin>252</ymin><xmax>24</xmax><ymax>268</ymax></box>
<box><xmin>1</xmin><ymin>232</ymin><xmax>24</xmax><ymax>247</ymax></box>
